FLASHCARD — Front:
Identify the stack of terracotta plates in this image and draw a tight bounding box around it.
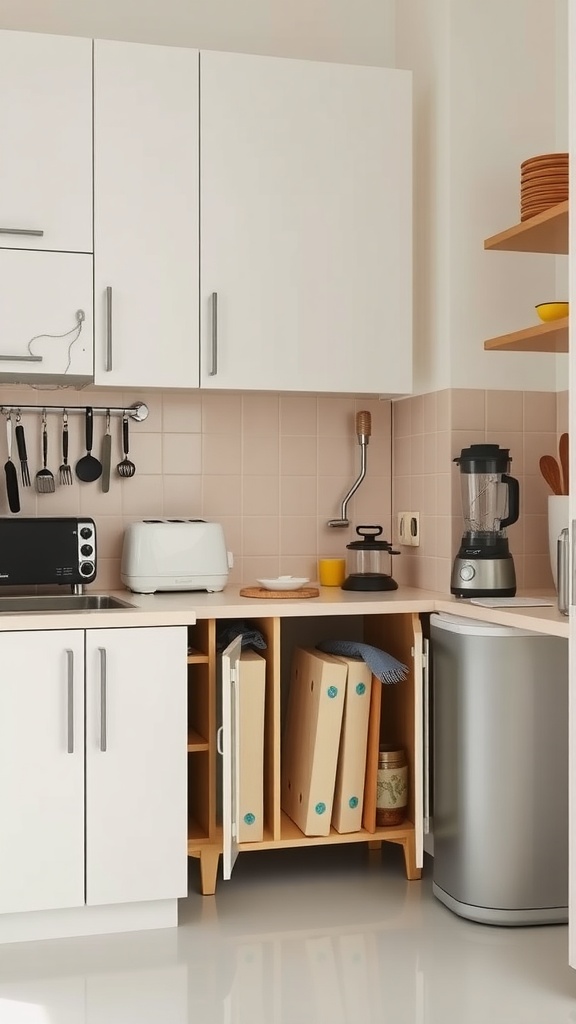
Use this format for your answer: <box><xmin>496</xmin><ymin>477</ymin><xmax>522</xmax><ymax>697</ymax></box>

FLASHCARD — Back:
<box><xmin>521</xmin><ymin>152</ymin><xmax>569</xmax><ymax>221</ymax></box>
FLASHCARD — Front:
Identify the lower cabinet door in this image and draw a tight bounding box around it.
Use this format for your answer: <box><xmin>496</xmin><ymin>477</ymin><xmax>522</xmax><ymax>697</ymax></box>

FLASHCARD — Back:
<box><xmin>85</xmin><ymin>627</ymin><xmax>188</xmax><ymax>906</ymax></box>
<box><xmin>0</xmin><ymin>630</ymin><xmax>85</xmax><ymax>914</ymax></box>
<box><xmin>221</xmin><ymin>635</ymin><xmax>242</xmax><ymax>880</ymax></box>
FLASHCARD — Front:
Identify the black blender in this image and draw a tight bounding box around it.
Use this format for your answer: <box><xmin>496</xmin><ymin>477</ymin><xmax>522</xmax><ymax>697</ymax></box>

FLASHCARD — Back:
<box><xmin>451</xmin><ymin>444</ymin><xmax>519</xmax><ymax>598</ymax></box>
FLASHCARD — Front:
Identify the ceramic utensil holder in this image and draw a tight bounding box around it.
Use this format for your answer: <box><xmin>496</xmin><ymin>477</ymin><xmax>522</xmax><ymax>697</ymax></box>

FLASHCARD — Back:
<box><xmin>548</xmin><ymin>495</ymin><xmax>569</xmax><ymax>589</ymax></box>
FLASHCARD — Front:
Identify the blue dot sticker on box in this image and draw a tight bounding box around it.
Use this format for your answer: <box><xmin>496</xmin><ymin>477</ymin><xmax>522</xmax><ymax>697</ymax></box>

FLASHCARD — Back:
<box><xmin>243</xmin><ymin>812</ymin><xmax>256</xmax><ymax>826</ymax></box>
<box><xmin>356</xmin><ymin>682</ymin><xmax>366</xmax><ymax>695</ymax></box>
<box><xmin>315</xmin><ymin>802</ymin><xmax>326</xmax><ymax>815</ymax></box>
<box><xmin>327</xmin><ymin>686</ymin><xmax>338</xmax><ymax>698</ymax></box>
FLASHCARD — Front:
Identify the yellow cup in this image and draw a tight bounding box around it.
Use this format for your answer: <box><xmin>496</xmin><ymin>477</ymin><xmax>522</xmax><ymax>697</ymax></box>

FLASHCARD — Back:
<box><xmin>318</xmin><ymin>558</ymin><xmax>346</xmax><ymax>587</ymax></box>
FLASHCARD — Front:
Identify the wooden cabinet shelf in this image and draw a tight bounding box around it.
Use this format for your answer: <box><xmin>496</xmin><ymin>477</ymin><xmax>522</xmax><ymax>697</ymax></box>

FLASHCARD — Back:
<box><xmin>187</xmin><ymin>648</ymin><xmax>209</xmax><ymax>664</ymax></box>
<box><xmin>187</xmin><ymin>729</ymin><xmax>209</xmax><ymax>752</ymax></box>
<box><xmin>484</xmin><ymin>317</ymin><xmax>568</xmax><ymax>353</ymax></box>
<box><xmin>238</xmin><ymin>811</ymin><xmax>415</xmax><ymax>851</ymax></box>
<box><xmin>484</xmin><ymin>201</ymin><xmax>568</xmax><ymax>254</ymax></box>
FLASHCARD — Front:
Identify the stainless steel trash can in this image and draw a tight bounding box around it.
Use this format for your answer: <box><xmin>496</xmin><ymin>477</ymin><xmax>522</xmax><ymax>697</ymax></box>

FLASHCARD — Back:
<box><xmin>430</xmin><ymin>612</ymin><xmax>568</xmax><ymax>926</ymax></box>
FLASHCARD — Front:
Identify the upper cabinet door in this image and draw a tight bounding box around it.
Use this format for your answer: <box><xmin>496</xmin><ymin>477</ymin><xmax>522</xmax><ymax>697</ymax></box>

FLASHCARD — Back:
<box><xmin>0</xmin><ymin>250</ymin><xmax>94</xmax><ymax>384</ymax></box>
<box><xmin>200</xmin><ymin>51</ymin><xmax>412</xmax><ymax>394</ymax></box>
<box><xmin>93</xmin><ymin>40</ymin><xmax>199</xmax><ymax>389</ymax></box>
<box><xmin>0</xmin><ymin>31</ymin><xmax>92</xmax><ymax>253</ymax></box>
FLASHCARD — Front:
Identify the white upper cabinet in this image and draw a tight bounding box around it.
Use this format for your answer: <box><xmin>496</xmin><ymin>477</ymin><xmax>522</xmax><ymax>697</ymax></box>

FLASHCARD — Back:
<box><xmin>0</xmin><ymin>31</ymin><xmax>92</xmax><ymax>253</ymax></box>
<box><xmin>0</xmin><ymin>250</ymin><xmax>93</xmax><ymax>383</ymax></box>
<box><xmin>93</xmin><ymin>40</ymin><xmax>199</xmax><ymax>389</ymax></box>
<box><xmin>200</xmin><ymin>51</ymin><xmax>412</xmax><ymax>394</ymax></box>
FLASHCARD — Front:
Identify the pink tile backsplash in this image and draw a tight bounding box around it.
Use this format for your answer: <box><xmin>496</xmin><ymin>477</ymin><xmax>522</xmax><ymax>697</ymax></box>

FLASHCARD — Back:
<box><xmin>0</xmin><ymin>384</ymin><xmax>564</xmax><ymax>593</ymax></box>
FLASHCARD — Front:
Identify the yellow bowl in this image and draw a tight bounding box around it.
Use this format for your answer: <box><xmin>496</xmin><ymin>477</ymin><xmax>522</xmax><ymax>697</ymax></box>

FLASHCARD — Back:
<box><xmin>535</xmin><ymin>301</ymin><xmax>569</xmax><ymax>322</ymax></box>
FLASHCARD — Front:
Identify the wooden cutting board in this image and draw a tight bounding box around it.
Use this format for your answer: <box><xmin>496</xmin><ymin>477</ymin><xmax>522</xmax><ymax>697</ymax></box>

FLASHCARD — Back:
<box><xmin>240</xmin><ymin>586</ymin><xmax>320</xmax><ymax>599</ymax></box>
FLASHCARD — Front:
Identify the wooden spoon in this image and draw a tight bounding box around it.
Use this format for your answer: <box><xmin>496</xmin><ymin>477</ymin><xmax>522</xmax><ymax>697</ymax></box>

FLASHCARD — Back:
<box><xmin>559</xmin><ymin>433</ymin><xmax>569</xmax><ymax>495</ymax></box>
<box><xmin>539</xmin><ymin>454</ymin><xmax>563</xmax><ymax>495</ymax></box>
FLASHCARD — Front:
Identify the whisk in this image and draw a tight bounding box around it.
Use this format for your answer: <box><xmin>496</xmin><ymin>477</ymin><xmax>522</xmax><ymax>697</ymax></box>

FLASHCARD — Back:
<box><xmin>117</xmin><ymin>414</ymin><xmax>136</xmax><ymax>478</ymax></box>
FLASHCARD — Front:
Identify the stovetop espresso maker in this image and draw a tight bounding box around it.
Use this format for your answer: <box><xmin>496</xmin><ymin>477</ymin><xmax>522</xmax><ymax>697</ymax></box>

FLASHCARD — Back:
<box><xmin>451</xmin><ymin>444</ymin><xmax>519</xmax><ymax>598</ymax></box>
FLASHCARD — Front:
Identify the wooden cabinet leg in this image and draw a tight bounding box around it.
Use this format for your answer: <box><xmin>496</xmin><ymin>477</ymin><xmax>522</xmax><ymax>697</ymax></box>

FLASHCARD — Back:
<box><xmin>400</xmin><ymin>832</ymin><xmax>422</xmax><ymax>881</ymax></box>
<box><xmin>189</xmin><ymin>846</ymin><xmax>221</xmax><ymax>895</ymax></box>
<box><xmin>199</xmin><ymin>847</ymin><xmax>221</xmax><ymax>895</ymax></box>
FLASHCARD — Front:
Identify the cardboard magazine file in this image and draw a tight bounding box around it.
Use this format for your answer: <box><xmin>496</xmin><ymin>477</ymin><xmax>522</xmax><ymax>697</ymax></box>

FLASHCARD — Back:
<box><xmin>281</xmin><ymin>648</ymin><xmax>347</xmax><ymax>836</ymax></box>
<box><xmin>331</xmin><ymin>656</ymin><xmax>372</xmax><ymax>833</ymax></box>
<box><xmin>238</xmin><ymin>649</ymin><xmax>266</xmax><ymax>843</ymax></box>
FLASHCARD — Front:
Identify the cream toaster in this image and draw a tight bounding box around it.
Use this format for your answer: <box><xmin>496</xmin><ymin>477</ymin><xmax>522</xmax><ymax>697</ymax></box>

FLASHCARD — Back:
<box><xmin>121</xmin><ymin>519</ymin><xmax>232</xmax><ymax>593</ymax></box>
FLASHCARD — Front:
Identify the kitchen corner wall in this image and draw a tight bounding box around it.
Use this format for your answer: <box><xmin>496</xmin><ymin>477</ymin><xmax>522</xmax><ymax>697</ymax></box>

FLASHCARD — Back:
<box><xmin>392</xmin><ymin>388</ymin><xmax>565</xmax><ymax>593</ymax></box>
<box><xmin>0</xmin><ymin>387</ymin><xmax>391</xmax><ymax>590</ymax></box>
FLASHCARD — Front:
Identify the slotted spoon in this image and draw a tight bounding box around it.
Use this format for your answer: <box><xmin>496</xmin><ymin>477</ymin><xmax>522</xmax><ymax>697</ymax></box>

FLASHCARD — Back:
<box><xmin>117</xmin><ymin>414</ymin><xmax>136</xmax><ymax>478</ymax></box>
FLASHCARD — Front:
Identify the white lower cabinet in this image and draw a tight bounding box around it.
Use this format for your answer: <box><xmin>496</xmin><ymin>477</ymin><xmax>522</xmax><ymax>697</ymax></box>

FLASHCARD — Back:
<box><xmin>0</xmin><ymin>625</ymin><xmax>187</xmax><ymax>920</ymax></box>
<box><xmin>85</xmin><ymin>627</ymin><xmax>188</xmax><ymax>906</ymax></box>
<box><xmin>0</xmin><ymin>631</ymin><xmax>85</xmax><ymax>915</ymax></box>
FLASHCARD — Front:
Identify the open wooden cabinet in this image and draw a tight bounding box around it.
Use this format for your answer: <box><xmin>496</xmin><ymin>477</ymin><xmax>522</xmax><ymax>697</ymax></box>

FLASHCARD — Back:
<box><xmin>187</xmin><ymin>612</ymin><xmax>426</xmax><ymax>895</ymax></box>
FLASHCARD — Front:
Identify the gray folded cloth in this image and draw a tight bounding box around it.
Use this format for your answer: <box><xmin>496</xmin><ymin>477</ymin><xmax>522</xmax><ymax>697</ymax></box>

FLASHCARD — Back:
<box><xmin>316</xmin><ymin>639</ymin><xmax>408</xmax><ymax>684</ymax></box>
<box><xmin>217</xmin><ymin>619</ymin><xmax>268</xmax><ymax>653</ymax></box>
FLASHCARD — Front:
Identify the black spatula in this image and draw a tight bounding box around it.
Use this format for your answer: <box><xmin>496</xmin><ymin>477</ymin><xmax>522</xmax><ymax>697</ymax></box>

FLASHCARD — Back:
<box><xmin>76</xmin><ymin>407</ymin><xmax>102</xmax><ymax>483</ymax></box>
<box><xmin>4</xmin><ymin>415</ymin><xmax>20</xmax><ymax>513</ymax></box>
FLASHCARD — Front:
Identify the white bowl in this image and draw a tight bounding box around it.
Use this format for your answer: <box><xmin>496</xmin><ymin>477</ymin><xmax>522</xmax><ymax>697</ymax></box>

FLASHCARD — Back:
<box><xmin>256</xmin><ymin>576</ymin><xmax>309</xmax><ymax>591</ymax></box>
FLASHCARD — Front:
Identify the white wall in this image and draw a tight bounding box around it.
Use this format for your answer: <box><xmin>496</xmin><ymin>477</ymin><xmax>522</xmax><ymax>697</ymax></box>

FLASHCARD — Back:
<box><xmin>397</xmin><ymin>0</ymin><xmax>566</xmax><ymax>393</ymax></box>
<box><xmin>0</xmin><ymin>0</ymin><xmax>396</xmax><ymax>66</ymax></box>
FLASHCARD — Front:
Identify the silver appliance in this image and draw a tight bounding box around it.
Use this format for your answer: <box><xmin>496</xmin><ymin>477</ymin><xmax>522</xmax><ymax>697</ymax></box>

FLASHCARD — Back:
<box><xmin>430</xmin><ymin>612</ymin><xmax>568</xmax><ymax>926</ymax></box>
<box><xmin>451</xmin><ymin>444</ymin><xmax>519</xmax><ymax>597</ymax></box>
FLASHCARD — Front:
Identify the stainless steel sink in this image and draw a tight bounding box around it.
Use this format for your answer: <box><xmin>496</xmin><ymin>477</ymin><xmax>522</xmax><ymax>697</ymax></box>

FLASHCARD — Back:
<box><xmin>0</xmin><ymin>594</ymin><xmax>136</xmax><ymax>613</ymax></box>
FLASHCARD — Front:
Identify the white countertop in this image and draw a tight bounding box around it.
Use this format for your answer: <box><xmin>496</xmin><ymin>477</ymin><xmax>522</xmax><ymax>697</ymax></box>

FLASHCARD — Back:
<box><xmin>0</xmin><ymin>585</ymin><xmax>567</xmax><ymax>638</ymax></box>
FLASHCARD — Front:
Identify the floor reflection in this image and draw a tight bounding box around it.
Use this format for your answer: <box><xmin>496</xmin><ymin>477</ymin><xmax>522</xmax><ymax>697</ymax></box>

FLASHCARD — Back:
<box><xmin>0</xmin><ymin>844</ymin><xmax>575</xmax><ymax>1024</ymax></box>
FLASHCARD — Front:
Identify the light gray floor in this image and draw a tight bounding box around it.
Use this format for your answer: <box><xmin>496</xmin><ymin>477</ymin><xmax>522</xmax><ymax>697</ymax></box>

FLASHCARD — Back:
<box><xmin>1</xmin><ymin>845</ymin><xmax>575</xmax><ymax>1023</ymax></box>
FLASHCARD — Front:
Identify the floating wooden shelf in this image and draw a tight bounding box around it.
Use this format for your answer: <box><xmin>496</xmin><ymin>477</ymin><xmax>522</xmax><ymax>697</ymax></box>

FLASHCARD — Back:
<box><xmin>484</xmin><ymin>317</ymin><xmax>568</xmax><ymax>353</ymax></box>
<box><xmin>484</xmin><ymin>201</ymin><xmax>568</xmax><ymax>254</ymax></box>
<box><xmin>187</xmin><ymin>728</ymin><xmax>209</xmax><ymax>752</ymax></box>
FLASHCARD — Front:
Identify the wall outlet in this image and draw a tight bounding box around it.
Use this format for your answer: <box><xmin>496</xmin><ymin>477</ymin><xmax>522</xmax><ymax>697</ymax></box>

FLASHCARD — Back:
<box><xmin>397</xmin><ymin>511</ymin><xmax>411</xmax><ymax>546</ymax></box>
<box><xmin>397</xmin><ymin>511</ymin><xmax>420</xmax><ymax>546</ymax></box>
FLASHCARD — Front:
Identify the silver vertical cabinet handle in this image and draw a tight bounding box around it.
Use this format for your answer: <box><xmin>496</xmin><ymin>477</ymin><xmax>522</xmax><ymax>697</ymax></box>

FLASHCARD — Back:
<box><xmin>565</xmin><ymin>520</ymin><xmax>569</xmax><ymax>606</ymax></box>
<box><xmin>217</xmin><ymin>725</ymin><xmax>224</xmax><ymax>756</ymax></box>
<box><xmin>571</xmin><ymin>520</ymin><xmax>576</xmax><ymax>607</ymax></box>
<box><xmin>0</xmin><ymin>227</ymin><xmax>44</xmax><ymax>237</ymax></box>
<box><xmin>66</xmin><ymin>649</ymin><xmax>74</xmax><ymax>754</ymax></box>
<box><xmin>99</xmin><ymin>647</ymin><xmax>107</xmax><ymax>752</ymax></box>
<box><xmin>422</xmin><ymin>638</ymin><xmax>430</xmax><ymax>835</ymax></box>
<box><xmin>210</xmin><ymin>292</ymin><xmax>218</xmax><ymax>376</ymax></box>
<box><xmin>105</xmin><ymin>287</ymin><xmax>113</xmax><ymax>372</ymax></box>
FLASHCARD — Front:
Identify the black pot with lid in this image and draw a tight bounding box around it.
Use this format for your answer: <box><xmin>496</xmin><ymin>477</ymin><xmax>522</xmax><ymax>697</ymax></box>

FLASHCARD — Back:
<box><xmin>342</xmin><ymin>525</ymin><xmax>399</xmax><ymax>592</ymax></box>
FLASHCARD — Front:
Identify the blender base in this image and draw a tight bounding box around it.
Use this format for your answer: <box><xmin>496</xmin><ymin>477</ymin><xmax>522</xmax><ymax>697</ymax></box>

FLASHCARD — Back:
<box><xmin>450</xmin><ymin>555</ymin><xmax>516</xmax><ymax>598</ymax></box>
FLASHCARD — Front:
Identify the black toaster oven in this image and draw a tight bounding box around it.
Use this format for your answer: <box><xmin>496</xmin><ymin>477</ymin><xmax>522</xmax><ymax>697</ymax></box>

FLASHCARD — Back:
<box><xmin>0</xmin><ymin>517</ymin><xmax>97</xmax><ymax>586</ymax></box>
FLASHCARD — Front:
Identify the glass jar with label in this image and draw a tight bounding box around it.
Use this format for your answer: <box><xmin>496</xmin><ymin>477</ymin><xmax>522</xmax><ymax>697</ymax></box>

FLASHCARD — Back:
<box><xmin>376</xmin><ymin>746</ymin><xmax>408</xmax><ymax>826</ymax></box>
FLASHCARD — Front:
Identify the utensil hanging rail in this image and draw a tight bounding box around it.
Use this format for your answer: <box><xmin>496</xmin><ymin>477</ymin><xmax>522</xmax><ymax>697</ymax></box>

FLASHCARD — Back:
<box><xmin>0</xmin><ymin>401</ymin><xmax>149</xmax><ymax>422</ymax></box>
